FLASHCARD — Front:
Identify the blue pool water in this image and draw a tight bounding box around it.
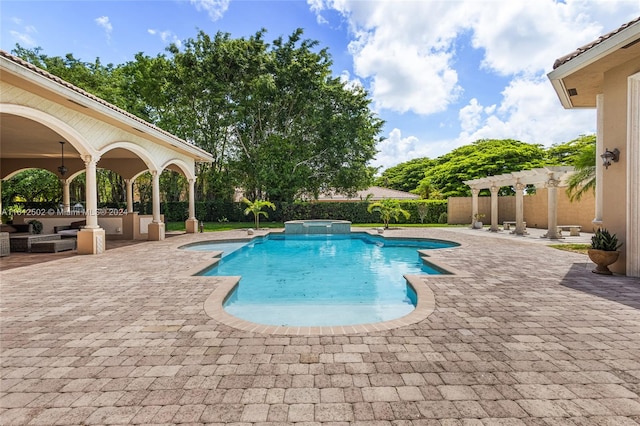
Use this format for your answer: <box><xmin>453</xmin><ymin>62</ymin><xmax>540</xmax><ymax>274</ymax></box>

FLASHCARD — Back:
<box><xmin>191</xmin><ymin>234</ymin><xmax>456</xmax><ymax>326</ymax></box>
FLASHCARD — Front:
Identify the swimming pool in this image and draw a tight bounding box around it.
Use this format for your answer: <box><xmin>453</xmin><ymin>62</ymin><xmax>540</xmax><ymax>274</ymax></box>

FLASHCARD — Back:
<box><xmin>187</xmin><ymin>233</ymin><xmax>456</xmax><ymax>327</ymax></box>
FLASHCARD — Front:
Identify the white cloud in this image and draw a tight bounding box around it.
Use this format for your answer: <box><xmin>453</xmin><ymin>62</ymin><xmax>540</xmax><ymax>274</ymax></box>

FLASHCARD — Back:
<box><xmin>7</xmin><ymin>18</ymin><xmax>38</xmax><ymax>47</ymax></box>
<box><xmin>372</xmin><ymin>128</ymin><xmax>433</xmax><ymax>170</ymax></box>
<box><xmin>455</xmin><ymin>77</ymin><xmax>596</xmax><ymax>147</ymax></box>
<box><xmin>190</xmin><ymin>0</ymin><xmax>230</xmax><ymax>21</ymax></box>
<box><xmin>9</xmin><ymin>30</ymin><xmax>36</xmax><ymax>47</ymax></box>
<box><xmin>308</xmin><ymin>0</ymin><xmax>635</xmax><ymax>169</ymax></box>
<box><xmin>148</xmin><ymin>29</ymin><xmax>182</xmax><ymax>48</ymax></box>
<box><xmin>95</xmin><ymin>16</ymin><xmax>112</xmax><ymax>41</ymax></box>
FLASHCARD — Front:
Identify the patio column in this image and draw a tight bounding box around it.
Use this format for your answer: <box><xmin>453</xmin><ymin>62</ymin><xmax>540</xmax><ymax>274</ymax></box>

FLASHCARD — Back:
<box><xmin>594</xmin><ymin>93</ymin><xmax>604</xmax><ymax>227</ymax></box>
<box><xmin>544</xmin><ymin>177</ymin><xmax>561</xmax><ymax>239</ymax></box>
<box><xmin>514</xmin><ymin>182</ymin><xmax>526</xmax><ymax>235</ymax></box>
<box><xmin>77</xmin><ymin>154</ymin><xmax>106</xmax><ymax>254</ymax></box>
<box><xmin>489</xmin><ymin>185</ymin><xmax>499</xmax><ymax>232</ymax></box>
<box><xmin>627</xmin><ymin>73</ymin><xmax>640</xmax><ymax>277</ymax></box>
<box><xmin>125</xmin><ymin>179</ymin><xmax>134</xmax><ymax>213</ymax></box>
<box><xmin>185</xmin><ymin>178</ymin><xmax>198</xmax><ymax>233</ymax></box>
<box><xmin>61</xmin><ymin>178</ymin><xmax>71</xmax><ymax>214</ymax></box>
<box><xmin>147</xmin><ymin>170</ymin><xmax>165</xmax><ymax>241</ymax></box>
<box><xmin>471</xmin><ymin>188</ymin><xmax>479</xmax><ymax>228</ymax></box>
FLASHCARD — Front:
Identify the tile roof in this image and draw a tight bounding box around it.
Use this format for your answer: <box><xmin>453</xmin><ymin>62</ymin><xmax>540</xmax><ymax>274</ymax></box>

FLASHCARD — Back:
<box><xmin>553</xmin><ymin>16</ymin><xmax>640</xmax><ymax>69</ymax></box>
<box><xmin>0</xmin><ymin>49</ymin><xmax>199</xmax><ymax>150</ymax></box>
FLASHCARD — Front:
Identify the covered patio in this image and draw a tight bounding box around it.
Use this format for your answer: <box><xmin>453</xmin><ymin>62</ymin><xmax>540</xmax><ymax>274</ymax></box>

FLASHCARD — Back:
<box><xmin>0</xmin><ymin>50</ymin><xmax>214</xmax><ymax>254</ymax></box>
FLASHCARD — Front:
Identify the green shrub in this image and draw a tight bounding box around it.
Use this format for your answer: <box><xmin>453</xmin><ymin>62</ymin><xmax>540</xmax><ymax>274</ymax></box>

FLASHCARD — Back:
<box><xmin>438</xmin><ymin>212</ymin><xmax>448</xmax><ymax>224</ymax></box>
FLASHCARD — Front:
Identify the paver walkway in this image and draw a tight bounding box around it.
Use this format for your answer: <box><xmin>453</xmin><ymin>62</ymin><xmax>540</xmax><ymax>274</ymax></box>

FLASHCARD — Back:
<box><xmin>1</xmin><ymin>227</ymin><xmax>639</xmax><ymax>425</ymax></box>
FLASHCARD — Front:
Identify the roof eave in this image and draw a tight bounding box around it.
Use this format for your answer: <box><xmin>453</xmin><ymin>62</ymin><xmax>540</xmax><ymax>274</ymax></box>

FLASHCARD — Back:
<box><xmin>547</xmin><ymin>20</ymin><xmax>640</xmax><ymax>109</ymax></box>
<box><xmin>1</xmin><ymin>54</ymin><xmax>214</xmax><ymax>163</ymax></box>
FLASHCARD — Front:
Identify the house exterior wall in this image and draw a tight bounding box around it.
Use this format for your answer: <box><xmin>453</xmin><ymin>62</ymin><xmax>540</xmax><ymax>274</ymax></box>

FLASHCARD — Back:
<box><xmin>601</xmin><ymin>57</ymin><xmax>640</xmax><ymax>274</ymax></box>
<box><xmin>448</xmin><ymin>190</ymin><xmax>595</xmax><ymax>230</ymax></box>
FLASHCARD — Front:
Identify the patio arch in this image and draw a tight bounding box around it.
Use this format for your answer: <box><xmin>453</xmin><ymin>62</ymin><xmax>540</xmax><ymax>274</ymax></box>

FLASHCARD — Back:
<box><xmin>1</xmin><ymin>49</ymin><xmax>213</xmax><ymax>253</ymax></box>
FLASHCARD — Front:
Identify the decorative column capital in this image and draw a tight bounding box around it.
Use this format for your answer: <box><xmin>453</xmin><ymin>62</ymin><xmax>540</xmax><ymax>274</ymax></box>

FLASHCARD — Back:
<box><xmin>471</xmin><ymin>188</ymin><xmax>480</xmax><ymax>196</ymax></box>
<box><xmin>546</xmin><ymin>178</ymin><xmax>560</xmax><ymax>188</ymax></box>
<box><xmin>81</xmin><ymin>154</ymin><xmax>100</xmax><ymax>166</ymax></box>
<box><xmin>490</xmin><ymin>185</ymin><xmax>499</xmax><ymax>194</ymax></box>
<box><xmin>515</xmin><ymin>182</ymin><xmax>526</xmax><ymax>191</ymax></box>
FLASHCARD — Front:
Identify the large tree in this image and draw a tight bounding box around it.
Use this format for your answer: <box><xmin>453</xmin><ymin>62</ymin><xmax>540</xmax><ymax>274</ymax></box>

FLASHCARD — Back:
<box><xmin>375</xmin><ymin>157</ymin><xmax>436</xmax><ymax>194</ymax></box>
<box><xmin>418</xmin><ymin>139</ymin><xmax>548</xmax><ymax>198</ymax></box>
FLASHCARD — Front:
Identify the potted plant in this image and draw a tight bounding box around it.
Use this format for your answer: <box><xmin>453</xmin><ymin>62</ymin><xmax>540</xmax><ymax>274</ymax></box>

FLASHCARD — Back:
<box><xmin>472</xmin><ymin>213</ymin><xmax>485</xmax><ymax>229</ymax></box>
<box><xmin>588</xmin><ymin>228</ymin><xmax>622</xmax><ymax>275</ymax></box>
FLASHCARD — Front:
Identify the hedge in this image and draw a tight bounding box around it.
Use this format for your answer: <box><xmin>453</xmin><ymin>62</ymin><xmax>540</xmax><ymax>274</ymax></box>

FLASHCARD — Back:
<box><xmin>6</xmin><ymin>199</ymin><xmax>448</xmax><ymax>224</ymax></box>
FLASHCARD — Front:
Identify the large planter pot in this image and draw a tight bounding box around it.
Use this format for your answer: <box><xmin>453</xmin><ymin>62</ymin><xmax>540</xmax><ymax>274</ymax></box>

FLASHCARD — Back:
<box><xmin>472</xmin><ymin>221</ymin><xmax>483</xmax><ymax>229</ymax></box>
<box><xmin>587</xmin><ymin>249</ymin><xmax>620</xmax><ymax>275</ymax></box>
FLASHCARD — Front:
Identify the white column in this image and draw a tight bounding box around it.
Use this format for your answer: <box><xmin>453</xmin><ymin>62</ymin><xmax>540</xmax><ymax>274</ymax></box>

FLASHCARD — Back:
<box><xmin>514</xmin><ymin>182</ymin><xmax>526</xmax><ymax>235</ymax></box>
<box><xmin>147</xmin><ymin>170</ymin><xmax>165</xmax><ymax>241</ymax></box>
<box><xmin>471</xmin><ymin>188</ymin><xmax>479</xmax><ymax>228</ymax></box>
<box><xmin>545</xmin><ymin>178</ymin><xmax>561</xmax><ymax>239</ymax></box>
<box><xmin>0</xmin><ymin>180</ymin><xmax>3</xmax><ymax>223</ymax></box>
<box><xmin>185</xmin><ymin>178</ymin><xmax>198</xmax><ymax>233</ymax></box>
<box><xmin>489</xmin><ymin>185</ymin><xmax>499</xmax><ymax>232</ymax></box>
<box><xmin>77</xmin><ymin>154</ymin><xmax>106</xmax><ymax>255</ymax></box>
<box><xmin>626</xmin><ymin>73</ymin><xmax>640</xmax><ymax>277</ymax></box>
<box><xmin>188</xmin><ymin>178</ymin><xmax>196</xmax><ymax>220</ymax></box>
<box><xmin>125</xmin><ymin>179</ymin><xmax>134</xmax><ymax>213</ymax></box>
<box><xmin>594</xmin><ymin>93</ymin><xmax>604</xmax><ymax>226</ymax></box>
<box><xmin>152</xmin><ymin>171</ymin><xmax>161</xmax><ymax>223</ymax></box>
<box><xmin>61</xmin><ymin>178</ymin><xmax>71</xmax><ymax>214</ymax></box>
<box><xmin>83</xmin><ymin>155</ymin><xmax>99</xmax><ymax>229</ymax></box>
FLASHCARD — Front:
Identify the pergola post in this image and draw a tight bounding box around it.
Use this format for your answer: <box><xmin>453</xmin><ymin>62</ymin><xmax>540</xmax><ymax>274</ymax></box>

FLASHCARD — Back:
<box><xmin>489</xmin><ymin>185</ymin><xmax>499</xmax><ymax>232</ymax></box>
<box><xmin>77</xmin><ymin>154</ymin><xmax>106</xmax><ymax>254</ymax></box>
<box><xmin>471</xmin><ymin>188</ymin><xmax>479</xmax><ymax>228</ymax></box>
<box><xmin>514</xmin><ymin>181</ymin><xmax>527</xmax><ymax>235</ymax></box>
<box><xmin>185</xmin><ymin>178</ymin><xmax>198</xmax><ymax>233</ymax></box>
<box><xmin>148</xmin><ymin>170</ymin><xmax>165</xmax><ymax>241</ymax></box>
<box><xmin>543</xmin><ymin>177</ymin><xmax>562</xmax><ymax>239</ymax></box>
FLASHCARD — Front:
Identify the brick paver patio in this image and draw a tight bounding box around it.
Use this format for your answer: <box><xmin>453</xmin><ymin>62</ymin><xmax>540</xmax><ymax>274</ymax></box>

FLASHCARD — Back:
<box><xmin>1</xmin><ymin>227</ymin><xmax>639</xmax><ymax>425</ymax></box>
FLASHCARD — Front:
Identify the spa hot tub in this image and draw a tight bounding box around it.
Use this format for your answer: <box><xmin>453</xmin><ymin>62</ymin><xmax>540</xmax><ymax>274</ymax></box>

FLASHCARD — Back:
<box><xmin>284</xmin><ymin>219</ymin><xmax>351</xmax><ymax>234</ymax></box>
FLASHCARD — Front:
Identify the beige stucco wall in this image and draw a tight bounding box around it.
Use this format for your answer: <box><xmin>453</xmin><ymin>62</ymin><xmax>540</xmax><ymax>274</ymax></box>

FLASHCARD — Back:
<box><xmin>449</xmin><ymin>190</ymin><xmax>595</xmax><ymax>230</ymax></box>
<box><xmin>601</xmin><ymin>57</ymin><xmax>640</xmax><ymax>274</ymax></box>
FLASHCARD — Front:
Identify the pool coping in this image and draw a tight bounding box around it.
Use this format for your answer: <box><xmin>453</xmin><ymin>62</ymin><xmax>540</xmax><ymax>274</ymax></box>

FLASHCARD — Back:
<box><xmin>182</xmin><ymin>230</ymin><xmax>467</xmax><ymax>335</ymax></box>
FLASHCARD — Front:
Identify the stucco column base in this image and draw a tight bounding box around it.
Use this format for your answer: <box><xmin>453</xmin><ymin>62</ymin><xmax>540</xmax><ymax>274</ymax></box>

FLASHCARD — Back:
<box><xmin>77</xmin><ymin>228</ymin><xmax>106</xmax><ymax>255</ymax></box>
<box><xmin>185</xmin><ymin>218</ymin><xmax>198</xmax><ymax>234</ymax></box>
<box><xmin>148</xmin><ymin>222</ymin><xmax>165</xmax><ymax>241</ymax></box>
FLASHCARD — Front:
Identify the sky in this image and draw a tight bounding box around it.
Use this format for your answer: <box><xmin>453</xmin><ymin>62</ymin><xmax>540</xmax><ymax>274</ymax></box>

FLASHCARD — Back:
<box><xmin>1</xmin><ymin>0</ymin><xmax>639</xmax><ymax>171</ymax></box>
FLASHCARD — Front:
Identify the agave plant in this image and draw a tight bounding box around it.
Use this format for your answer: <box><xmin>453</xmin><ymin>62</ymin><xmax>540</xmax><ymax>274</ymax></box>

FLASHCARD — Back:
<box><xmin>590</xmin><ymin>228</ymin><xmax>622</xmax><ymax>251</ymax></box>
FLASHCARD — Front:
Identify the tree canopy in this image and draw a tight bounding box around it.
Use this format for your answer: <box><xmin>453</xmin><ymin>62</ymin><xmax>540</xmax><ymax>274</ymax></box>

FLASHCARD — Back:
<box><xmin>11</xmin><ymin>28</ymin><xmax>383</xmax><ymax>203</ymax></box>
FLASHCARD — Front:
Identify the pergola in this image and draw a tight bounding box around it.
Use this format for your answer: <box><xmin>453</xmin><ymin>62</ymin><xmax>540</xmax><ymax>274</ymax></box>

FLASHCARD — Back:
<box><xmin>0</xmin><ymin>50</ymin><xmax>214</xmax><ymax>254</ymax></box>
<box><xmin>464</xmin><ymin>166</ymin><xmax>575</xmax><ymax>239</ymax></box>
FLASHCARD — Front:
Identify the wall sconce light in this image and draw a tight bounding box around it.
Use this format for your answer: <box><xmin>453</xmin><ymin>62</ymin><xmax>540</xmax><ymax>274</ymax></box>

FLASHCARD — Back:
<box><xmin>58</xmin><ymin>141</ymin><xmax>68</xmax><ymax>176</ymax></box>
<box><xmin>600</xmin><ymin>148</ymin><xmax>619</xmax><ymax>169</ymax></box>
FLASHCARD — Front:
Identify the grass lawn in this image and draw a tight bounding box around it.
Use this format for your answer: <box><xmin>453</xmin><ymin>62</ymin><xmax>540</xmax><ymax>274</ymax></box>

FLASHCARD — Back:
<box><xmin>549</xmin><ymin>243</ymin><xmax>590</xmax><ymax>255</ymax></box>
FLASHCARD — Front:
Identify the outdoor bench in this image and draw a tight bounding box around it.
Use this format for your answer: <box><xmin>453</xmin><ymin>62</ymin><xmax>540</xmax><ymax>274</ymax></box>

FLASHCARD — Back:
<box><xmin>557</xmin><ymin>225</ymin><xmax>582</xmax><ymax>236</ymax></box>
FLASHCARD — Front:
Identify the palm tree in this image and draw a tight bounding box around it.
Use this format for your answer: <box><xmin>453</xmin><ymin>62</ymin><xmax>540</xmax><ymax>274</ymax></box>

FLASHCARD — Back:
<box><xmin>566</xmin><ymin>140</ymin><xmax>596</xmax><ymax>201</ymax></box>
<box><xmin>242</xmin><ymin>198</ymin><xmax>276</xmax><ymax>229</ymax></box>
<box><xmin>367</xmin><ymin>198</ymin><xmax>410</xmax><ymax>229</ymax></box>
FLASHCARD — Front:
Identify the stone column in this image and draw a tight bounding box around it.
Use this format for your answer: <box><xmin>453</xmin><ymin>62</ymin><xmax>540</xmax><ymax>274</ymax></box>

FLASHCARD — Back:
<box><xmin>471</xmin><ymin>188</ymin><xmax>479</xmax><ymax>228</ymax></box>
<box><xmin>147</xmin><ymin>170</ymin><xmax>165</xmax><ymax>241</ymax></box>
<box><xmin>125</xmin><ymin>179</ymin><xmax>134</xmax><ymax>213</ymax></box>
<box><xmin>77</xmin><ymin>154</ymin><xmax>106</xmax><ymax>254</ymax></box>
<box><xmin>489</xmin><ymin>185</ymin><xmax>499</xmax><ymax>232</ymax></box>
<box><xmin>185</xmin><ymin>178</ymin><xmax>198</xmax><ymax>233</ymax></box>
<box><xmin>514</xmin><ymin>182</ymin><xmax>526</xmax><ymax>235</ymax></box>
<box><xmin>61</xmin><ymin>178</ymin><xmax>71</xmax><ymax>214</ymax></box>
<box><xmin>544</xmin><ymin>178</ymin><xmax>561</xmax><ymax>239</ymax></box>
